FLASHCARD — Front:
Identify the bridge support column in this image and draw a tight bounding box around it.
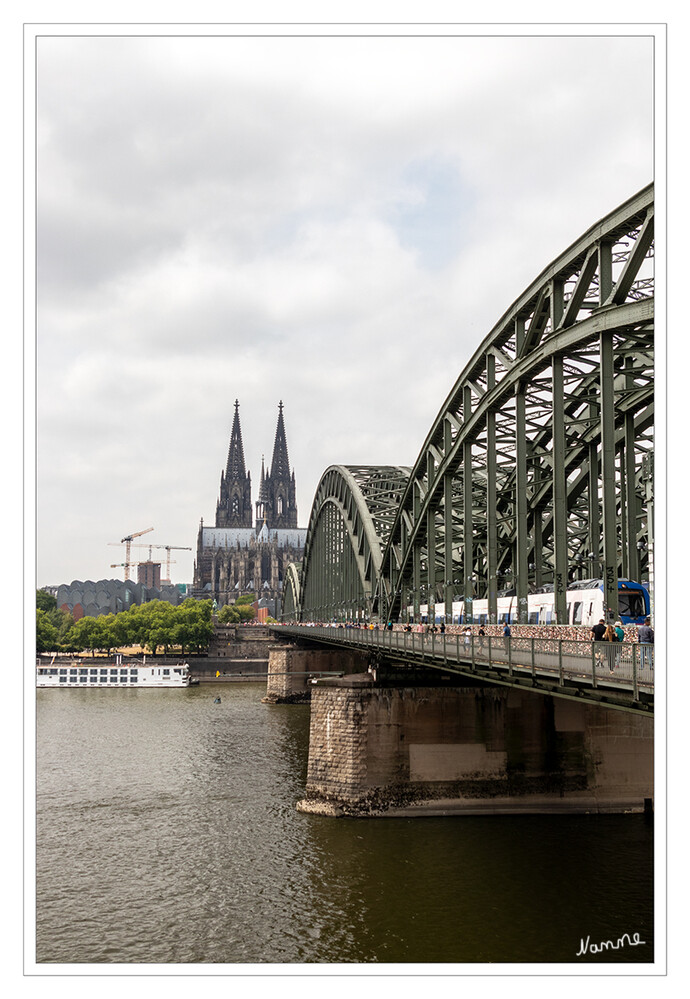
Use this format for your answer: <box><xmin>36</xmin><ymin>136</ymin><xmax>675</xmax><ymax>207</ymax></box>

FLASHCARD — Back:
<box><xmin>297</xmin><ymin>676</ymin><xmax>653</xmax><ymax>817</ymax></box>
<box><xmin>263</xmin><ymin>645</ymin><xmax>369</xmax><ymax>703</ymax></box>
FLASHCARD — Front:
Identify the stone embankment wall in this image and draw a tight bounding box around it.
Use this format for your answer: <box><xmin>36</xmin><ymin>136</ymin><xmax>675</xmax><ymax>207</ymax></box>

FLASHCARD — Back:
<box><xmin>297</xmin><ymin>677</ymin><xmax>653</xmax><ymax>818</ymax></box>
<box><xmin>192</xmin><ymin>624</ymin><xmax>274</xmax><ymax>678</ymax></box>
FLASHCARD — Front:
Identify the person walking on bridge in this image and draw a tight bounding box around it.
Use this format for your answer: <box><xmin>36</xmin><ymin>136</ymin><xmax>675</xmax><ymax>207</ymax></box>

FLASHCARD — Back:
<box><xmin>590</xmin><ymin>618</ymin><xmax>606</xmax><ymax>667</ymax></box>
<box><xmin>613</xmin><ymin>620</ymin><xmax>625</xmax><ymax>667</ymax></box>
<box><xmin>637</xmin><ymin>617</ymin><xmax>654</xmax><ymax>670</ymax></box>
<box><xmin>603</xmin><ymin>623</ymin><xmax>617</xmax><ymax>673</ymax></box>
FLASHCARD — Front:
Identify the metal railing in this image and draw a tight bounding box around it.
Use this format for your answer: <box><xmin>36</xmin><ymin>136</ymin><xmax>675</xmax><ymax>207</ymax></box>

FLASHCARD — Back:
<box><xmin>271</xmin><ymin>625</ymin><xmax>654</xmax><ymax>708</ymax></box>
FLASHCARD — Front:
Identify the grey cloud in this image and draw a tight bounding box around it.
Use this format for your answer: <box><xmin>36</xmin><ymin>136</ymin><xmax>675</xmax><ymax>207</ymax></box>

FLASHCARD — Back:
<box><xmin>35</xmin><ymin>32</ymin><xmax>654</xmax><ymax>586</ymax></box>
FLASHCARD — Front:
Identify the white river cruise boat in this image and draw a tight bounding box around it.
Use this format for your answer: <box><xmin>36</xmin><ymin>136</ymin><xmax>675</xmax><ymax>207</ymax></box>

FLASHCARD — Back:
<box><xmin>36</xmin><ymin>660</ymin><xmax>191</xmax><ymax>688</ymax></box>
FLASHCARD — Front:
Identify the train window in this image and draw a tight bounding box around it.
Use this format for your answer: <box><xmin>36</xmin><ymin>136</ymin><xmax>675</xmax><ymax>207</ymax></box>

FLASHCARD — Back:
<box><xmin>618</xmin><ymin>591</ymin><xmax>645</xmax><ymax>619</ymax></box>
<box><xmin>573</xmin><ymin>602</ymin><xmax>583</xmax><ymax>624</ymax></box>
<box><xmin>528</xmin><ymin>612</ymin><xmax>538</xmax><ymax>624</ymax></box>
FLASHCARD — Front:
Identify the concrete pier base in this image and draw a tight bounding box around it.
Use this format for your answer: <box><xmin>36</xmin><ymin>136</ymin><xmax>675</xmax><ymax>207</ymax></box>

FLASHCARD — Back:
<box><xmin>297</xmin><ymin>675</ymin><xmax>653</xmax><ymax>817</ymax></box>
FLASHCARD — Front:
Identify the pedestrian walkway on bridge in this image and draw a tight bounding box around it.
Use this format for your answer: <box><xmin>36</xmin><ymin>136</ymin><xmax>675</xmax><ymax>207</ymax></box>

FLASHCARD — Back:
<box><xmin>271</xmin><ymin>623</ymin><xmax>654</xmax><ymax>714</ymax></box>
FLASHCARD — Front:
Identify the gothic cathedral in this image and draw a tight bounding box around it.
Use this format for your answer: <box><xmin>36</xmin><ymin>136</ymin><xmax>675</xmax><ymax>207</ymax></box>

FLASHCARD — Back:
<box><xmin>192</xmin><ymin>402</ymin><xmax>306</xmax><ymax>617</ymax></box>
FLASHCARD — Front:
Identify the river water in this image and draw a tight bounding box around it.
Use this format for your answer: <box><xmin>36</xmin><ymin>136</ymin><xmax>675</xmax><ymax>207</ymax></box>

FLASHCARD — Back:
<box><xmin>35</xmin><ymin>683</ymin><xmax>654</xmax><ymax>966</ymax></box>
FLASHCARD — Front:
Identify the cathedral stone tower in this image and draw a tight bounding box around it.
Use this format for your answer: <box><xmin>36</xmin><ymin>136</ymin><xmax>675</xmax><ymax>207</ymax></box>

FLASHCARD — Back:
<box><xmin>216</xmin><ymin>400</ymin><xmax>252</xmax><ymax>528</ymax></box>
<box><xmin>256</xmin><ymin>401</ymin><xmax>298</xmax><ymax>530</ymax></box>
<box><xmin>193</xmin><ymin>400</ymin><xmax>306</xmax><ymax>614</ymax></box>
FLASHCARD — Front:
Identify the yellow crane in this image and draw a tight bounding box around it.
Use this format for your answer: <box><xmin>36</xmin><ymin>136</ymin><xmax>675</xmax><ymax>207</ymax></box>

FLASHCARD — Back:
<box><xmin>108</xmin><ymin>527</ymin><xmax>154</xmax><ymax>581</ymax></box>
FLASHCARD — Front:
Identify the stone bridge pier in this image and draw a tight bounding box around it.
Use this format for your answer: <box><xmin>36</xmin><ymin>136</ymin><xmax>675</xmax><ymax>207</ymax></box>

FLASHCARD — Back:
<box><xmin>296</xmin><ymin>671</ymin><xmax>654</xmax><ymax>818</ymax></box>
<box><xmin>263</xmin><ymin>643</ymin><xmax>369</xmax><ymax>704</ymax></box>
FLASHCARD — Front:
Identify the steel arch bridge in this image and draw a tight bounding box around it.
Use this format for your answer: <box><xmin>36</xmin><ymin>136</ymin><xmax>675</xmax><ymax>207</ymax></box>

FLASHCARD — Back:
<box><xmin>285</xmin><ymin>184</ymin><xmax>654</xmax><ymax>626</ymax></box>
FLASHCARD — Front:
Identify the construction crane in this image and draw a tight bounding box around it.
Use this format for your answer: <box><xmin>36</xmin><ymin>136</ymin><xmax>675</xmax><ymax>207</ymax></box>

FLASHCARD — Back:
<box><xmin>108</xmin><ymin>527</ymin><xmax>154</xmax><ymax>581</ymax></box>
<box><xmin>129</xmin><ymin>543</ymin><xmax>192</xmax><ymax>583</ymax></box>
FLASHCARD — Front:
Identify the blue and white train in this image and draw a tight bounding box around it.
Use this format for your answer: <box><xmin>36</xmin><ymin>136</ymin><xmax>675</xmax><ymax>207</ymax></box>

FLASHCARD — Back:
<box><xmin>417</xmin><ymin>578</ymin><xmax>650</xmax><ymax>627</ymax></box>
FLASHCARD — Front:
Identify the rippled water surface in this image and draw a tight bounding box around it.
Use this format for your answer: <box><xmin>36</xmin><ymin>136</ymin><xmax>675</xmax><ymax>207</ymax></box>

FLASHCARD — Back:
<box><xmin>36</xmin><ymin>684</ymin><xmax>654</xmax><ymax>965</ymax></box>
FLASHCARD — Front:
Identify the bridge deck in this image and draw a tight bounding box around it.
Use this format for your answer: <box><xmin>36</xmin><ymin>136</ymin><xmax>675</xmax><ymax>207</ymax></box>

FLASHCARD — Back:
<box><xmin>271</xmin><ymin>626</ymin><xmax>654</xmax><ymax>714</ymax></box>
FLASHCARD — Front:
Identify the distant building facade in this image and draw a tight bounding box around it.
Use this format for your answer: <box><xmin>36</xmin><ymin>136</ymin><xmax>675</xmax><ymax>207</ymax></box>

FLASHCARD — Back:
<box><xmin>192</xmin><ymin>400</ymin><xmax>306</xmax><ymax>617</ymax></box>
<box><xmin>54</xmin><ymin>578</ymin><xmax>185</xmax><ymax>620</ymax></box>
<box><xmin>137</xmin><ymin>561</ymin><xmax>162</xmax><ymax>589</ymax></box>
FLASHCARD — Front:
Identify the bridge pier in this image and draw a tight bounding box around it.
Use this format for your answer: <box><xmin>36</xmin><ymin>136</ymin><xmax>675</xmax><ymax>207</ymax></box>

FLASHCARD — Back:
<box><xmin>263</xmin><ymin>644</ymin><xmax>369</xmax><ymax>703</ymax></box>
<box><xmin>297</xmin><ymin>673</ymin><xmax>653</xmax><ymax>817</ymax></box>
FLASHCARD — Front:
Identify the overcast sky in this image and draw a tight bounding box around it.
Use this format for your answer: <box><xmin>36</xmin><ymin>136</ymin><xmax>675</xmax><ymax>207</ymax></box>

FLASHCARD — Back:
<box><xmin>35</xmin><ymin>28</ymin><xmax>655</xmax><ymax>588</ymax></box>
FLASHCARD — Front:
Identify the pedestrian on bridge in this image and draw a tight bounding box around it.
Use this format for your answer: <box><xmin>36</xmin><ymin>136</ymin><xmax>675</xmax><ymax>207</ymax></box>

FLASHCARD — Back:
<box><xmin>591</xmin><ymin>618</ymin><xmax>606</xmax><ymax>666</ymax></box>
<box><xmin>603</xmin><ymin>624</ymin><xmax>618</xmax><ymax>673</ymax></box>
<box><xmin>637</xmin><ymin>617</ymin><xmax>654</xmax><ymax>670</ymax></box>
<box><xmin>614</xmin><ymin>620</ymin><xmax>625</xmax><ymax>667</ymax></box>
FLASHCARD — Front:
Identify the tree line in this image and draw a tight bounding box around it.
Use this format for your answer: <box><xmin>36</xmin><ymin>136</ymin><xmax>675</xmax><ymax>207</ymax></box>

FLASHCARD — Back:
<box><xmin>36</xmin><ymin>590</ymin><xmax>256</xmax><ymax>656</ymax></box>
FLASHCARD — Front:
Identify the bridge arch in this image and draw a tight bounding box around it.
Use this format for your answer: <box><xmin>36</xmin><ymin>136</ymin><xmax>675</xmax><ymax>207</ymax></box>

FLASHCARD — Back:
<box><xmin>299</xmin><ymin>465</ymin><xmax>411</xmax><ymax>621</ymax></box>
<box><xmin>378</xmin><ymin>184</ymin><xmax>654</xmax><ymax>625</ymax></box>
<box><xmin>281</xmin><ymin>562</ymin><xmax>302</xmax><ymax>622</ymax></box>
<box><xmin>287</xmin><ymin>185</ymin><xmax>654</xmax><ymax>626</ymax></box>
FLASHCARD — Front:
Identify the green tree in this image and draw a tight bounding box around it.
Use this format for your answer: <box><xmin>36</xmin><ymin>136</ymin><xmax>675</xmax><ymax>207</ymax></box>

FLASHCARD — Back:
<box><xmin>36</xmin><ymin>609</ymin><xmax>59</xmax><ymax>653</ymax></box>
<box><xmin>68</xmin><ymin>616</ymin><xmax>109</xmax><ymax>657</ymax></box>
<box><xmin>218</xmin><ymin>601</ymin><xmax>255</xmax><ymax>624</ymax></box>
<box><xmin>36</xmin><ymin>589</ymin><xmax>57</xmax><ymax>613</ymax></box>
<box><xmin>133</xmin><ymin>600</ymin><xmax>177</xmax><ymax>655</ymax></box>
<box><xmin>172</xmin><ymin>600</ymin><xmax>209</xmax><ymax>653</ymax></box>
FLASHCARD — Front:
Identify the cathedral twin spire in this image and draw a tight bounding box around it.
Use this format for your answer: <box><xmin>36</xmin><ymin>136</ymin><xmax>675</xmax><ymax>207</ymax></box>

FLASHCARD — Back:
<box><xmin>216</xmin><ymin>401</ymin><xmax>297</xmax><ymax>531</ymax></box>
<box><xmin>225</xmin><ymin>399</ymin><xmax>247</xmax><ymax>480</ymax></box>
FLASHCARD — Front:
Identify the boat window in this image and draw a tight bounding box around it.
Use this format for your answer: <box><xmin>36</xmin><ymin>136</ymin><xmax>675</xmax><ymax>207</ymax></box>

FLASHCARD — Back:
<box><xmin>90</xmin><ymin>669</ymin><xmax>98</xmax><ymax>675</ymax></box>
<box><xmin>163</xmin><ymin>669</ymin><xmax>170</xmax><ymax>676</ymax></box>
<box><xmin>130</xmin><ymin>677</ymin><xmax>138</xmax><ymax>683</ymax></box>
<box><xmin>79</xmin><ymin>668</ymin><xmax>88</xmax><ymax>674</ymax></box>
<box><xmin>59</xmin><ymin>669</ymin><xmax>67</xmax><ymax>674</ymax></box>
<box><xmin>79</xmin><ymin>676</ymin><xmax>88</xmax><ymax>682</ymax></box>
<box><xmin>70</xmin><ymin>669</ymin><xmax>77</xmax><ymax>675</ymax></box>
<box><xmin>109</xmin><ymin>676</ymin><xmax>119</xmax><ymax>682</ymax></box>
<box><xmin>100</xmin><ymin>670</ymin><xmax>108</xmax><ymax>675</ymax></box>
<box><xmin>59</xmin><ymin>677</ymin><xmax>67</xmax><ymax>683</ymax></box>
<box><xmin>129</xmin><ymin>669</ymin><xmax>138</xmax><ymax>675</ymax></box>
<box><xmin>110</xmin><ymin>669</ymin><xmax>118</xmax><ymax>674</ymax></box>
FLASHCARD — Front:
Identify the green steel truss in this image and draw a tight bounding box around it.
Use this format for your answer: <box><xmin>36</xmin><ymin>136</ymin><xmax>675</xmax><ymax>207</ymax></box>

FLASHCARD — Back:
<box><xmin>292</xmin><ymin>184</ymin><xmax>654</xmax><ymax>625</ymax></box>
<box><xmin>296</xmin><ymin>465</ymin><xmax>411</xmax><ymax>621</ymax></box>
